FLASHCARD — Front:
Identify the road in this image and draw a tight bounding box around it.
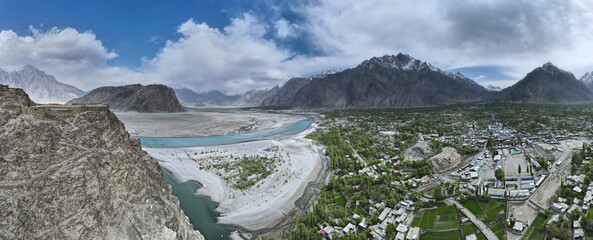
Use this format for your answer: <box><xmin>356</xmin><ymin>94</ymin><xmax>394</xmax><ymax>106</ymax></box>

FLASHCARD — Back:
<box><xmin>529</xmin><ymin>147</ymin><xmax>574</xmax><ymax>209</ymax></box>
<box><xmin>447</xmin><ymin>199</ymin><xmax>499</xmax><ymax>240</ymax></box>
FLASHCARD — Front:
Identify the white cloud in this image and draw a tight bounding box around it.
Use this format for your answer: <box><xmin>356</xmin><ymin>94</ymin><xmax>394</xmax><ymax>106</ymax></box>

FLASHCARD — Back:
<box><xmin>2</xmin><ymin>0</ymin><xmax>593</xmax><ymax>94</ymax></box>
<box><xmin>274</xmin><ymin>18</ymin><xmax>298</xmax><ymax>39</ymax></box>
<box><xmin>147</xmin><ymin>13</ymin><xmax>296</xmax><ymax>93</ymax></box>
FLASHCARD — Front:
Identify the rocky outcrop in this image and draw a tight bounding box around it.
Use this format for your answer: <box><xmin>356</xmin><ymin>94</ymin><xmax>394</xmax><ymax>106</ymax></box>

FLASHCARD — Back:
<box><xmin>429</xmin><ymin>147</ymin><xmax>462</xmax><ymax>173</ymax></box>
<box><xmin>403</xmin><ymin>141</ymin><xmax>434</xmax><ymax>161</ymax></box>
<box><xmin>0</xmin><ymin>85</ymin><xmax>203</xmax><ymax>239</ymax></box>
<box><xmin>68</xmin><ymin>84</ymin><xmax>185</xmax><ymax>113</ymax></box>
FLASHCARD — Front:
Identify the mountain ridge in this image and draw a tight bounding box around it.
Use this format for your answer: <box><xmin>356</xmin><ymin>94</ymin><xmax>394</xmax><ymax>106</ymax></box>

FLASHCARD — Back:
<box><xmin>0</xmin><ymin>65</ymin><xmax>84</xmax><ymax>103</ymax></box>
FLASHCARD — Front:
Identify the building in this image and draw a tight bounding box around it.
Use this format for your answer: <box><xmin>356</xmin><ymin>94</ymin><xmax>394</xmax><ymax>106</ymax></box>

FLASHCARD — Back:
<box><xmin>406</xmin><ymin>227</ymin><xmax>420</xmax><ymax>240</ymax></box>
<box><xmin>574</xmin><ymin>228</ymin><xmax>584</xmax><ymax>240</ymax></box>
<box><xmin>465</xmin><ymin>233</ymin><xmax>477</xmax><ymax>240</ymax></box>
<box><xmin>378</xmin><ymin>207</ymin><xmax>392</xmax><ymax>223</ymax></box>
<box><xmin>512</xmin><ymin>221</ymin><xmax>525</xmax><ymax>233</ymax></box>
<box><xmin>396</xmin><ymin>224</ymin><xmax>408</xmax><ymax>233</ymax></box>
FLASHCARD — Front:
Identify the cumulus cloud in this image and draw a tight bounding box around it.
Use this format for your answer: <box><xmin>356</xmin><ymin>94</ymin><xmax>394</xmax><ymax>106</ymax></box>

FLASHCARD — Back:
<box><xmin>147</xmin><ymin>13</ymin><xmax>296</xmax><ymax>93</ymax></box>
<box><xmin>0</xmin><ymin>26</ymin><xmax>148</xmax><ymax>89</ymax></box>
<box><xmin>1</xmin><ymin>0</ymin><xmax>593</xmax><ymax>93</ymax></box>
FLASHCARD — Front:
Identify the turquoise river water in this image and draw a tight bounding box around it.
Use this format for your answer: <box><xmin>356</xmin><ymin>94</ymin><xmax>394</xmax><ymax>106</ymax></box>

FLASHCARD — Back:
<box><xmin>138</xmin><ymin>117</ymin><xmax>312</xmax><ymax>240</ymax></box>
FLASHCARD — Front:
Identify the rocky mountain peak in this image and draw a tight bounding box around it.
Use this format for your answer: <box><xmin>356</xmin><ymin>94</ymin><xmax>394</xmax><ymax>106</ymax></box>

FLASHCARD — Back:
<box><xmin>540</xmin><ymin>62</ymin><xmax>563</xmax><ymax>73</ymax></box>
<box><xmin>580</xmin><ymin>71</ymin><xmax>593</xmax><ymax>91</ymax></box>
<box><xmin>0</xmin><ymin>65</ymin><xmax>85</xmax><ymax>103</ymax></box>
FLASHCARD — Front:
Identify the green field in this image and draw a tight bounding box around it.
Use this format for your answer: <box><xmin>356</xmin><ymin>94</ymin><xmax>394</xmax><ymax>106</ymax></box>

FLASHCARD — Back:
<box><xmin>462</xmin><ymin>199</ymin><xmax>506</xmax><ymax>240</ymax></box>
<box><xmin>526</xmin><ymin>227</ymin><xmax>545</xmax><ymax>240</ymax></box>
<box><xmin>478</xmin><ymin>200</ymin><xmax>503</xmax><ymax>212</ymax></box>
<box><xmin>484</xmin><ymin>205</ymin><xmax>506</xmax><ymax>224</ymax></box>
<box><xmin>336</xmin><ymin>192</ymin><xmax>346</xmax><ymax>207</ymax></box>
<box><xmin>413</xmin><ymin>209</ymin><xmax>437</xmax><ymax>229</ymax></box>
<box><xmin>492</xmin><ymin>222</ymin><xmax>506</xmax><ymax>239</ymax></box>
<box><xmin>462</xmin><ymin>199</ymin><xmax>484</xmax><ymax>216</ymax></box>
<box><xmin>477</xmin><ymin>233</ymin><xmax>487</xmax><ymax>240</ymax></box>
<box><xmin>462</xmin><ymin>223</ymin><xmax>477</xmax><ymax>236</ymax></box>
<box><xmin>437</xmin><ymin>205</ymin><xmax>457</xmax><ymax>215</ymax></box>
<box><xmin>412</xmin><ymin>211</ymin><xmax>423</xmax><ymax>227</ymax></box>
<box><xmin>419</xmin><ymin>230</ymin><xmax>461</xmax><ymax>240</ymax></box>
<box><xmin>532</xmin><ymin>213</ymin><xmax>549</xmax><ymax>228</ymax></box>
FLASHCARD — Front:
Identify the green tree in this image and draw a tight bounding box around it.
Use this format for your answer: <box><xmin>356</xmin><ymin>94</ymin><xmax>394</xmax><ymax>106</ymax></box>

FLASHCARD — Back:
<box><xmin>434</xmin><ymin>186</ymin><xmax>444</xmax><ymax>201</ymax></box>
<box><xmin>386</xmin><ymin>224</ymin><xmax>396</xmax><ymax>239</ymax></box>
<box><xmin>495</xmin><ymin>168</ymin><xmax>505</xmax><ymax>183</ymax></box>
<box><xmin>518</xmin><ymin>165</ymin><xmax>522</xmax><ymax>174</ymax></box>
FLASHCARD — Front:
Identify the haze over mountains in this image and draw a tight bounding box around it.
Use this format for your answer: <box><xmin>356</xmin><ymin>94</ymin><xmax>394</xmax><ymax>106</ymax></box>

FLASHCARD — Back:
<box><xmin>173</xmin><ymin>87</ymin><xmax>240</xmax><ymax>105</ymax></box>
<box><xmin>4</xmin><ymin>53</ymin><xmax>593</xmax><ymax>110</ymax></box>
<box><xmin>0</xmin><ymin>65</ymin><xmax>84</xmax><ymax>104</ymax></box>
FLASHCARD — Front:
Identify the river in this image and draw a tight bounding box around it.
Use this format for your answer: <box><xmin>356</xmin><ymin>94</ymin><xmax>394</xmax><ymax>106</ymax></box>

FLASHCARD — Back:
<box><xmin>137</xmin><ymin>117</ymin><xmax>313</xmax><ymax>240</ymax></box>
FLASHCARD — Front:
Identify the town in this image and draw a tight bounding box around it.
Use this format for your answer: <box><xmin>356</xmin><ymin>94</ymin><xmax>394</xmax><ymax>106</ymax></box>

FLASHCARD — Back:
<box><xmin>283</xmin><ymin>103</ymin><xmax>593</xmax><ymax>240</ymax></box>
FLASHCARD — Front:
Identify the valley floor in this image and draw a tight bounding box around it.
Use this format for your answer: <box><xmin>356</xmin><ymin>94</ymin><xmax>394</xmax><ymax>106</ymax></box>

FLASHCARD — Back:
<box><xmin>117</xmin><ymin>109</ymin><xmax>323</xmax><ymax>231</ymax></box>
<box><xmin>115</xmin><ymin>108</ymin><xmax>304</xmax><ymax>137</ymax></box>
<box><xmin>144</xmin><ymin>124</ymin><xmax>323</xmax><ymax>231</ymax></box>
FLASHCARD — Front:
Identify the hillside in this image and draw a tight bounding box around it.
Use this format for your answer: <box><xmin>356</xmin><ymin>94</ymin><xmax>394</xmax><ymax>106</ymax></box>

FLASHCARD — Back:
<box><xmin>499</xmin><ymin>63</ymin><xmax>593</xmax><ymax>103</ymax></box>
<box><xmin>0</xmin><ymin>84</ymin><xmax>203</xmax><ymax>239</ymax></box>
<box><xmin>68</xmin><ymin>84</ymin><xmax>185</xmax><ymax>112</ymax></box>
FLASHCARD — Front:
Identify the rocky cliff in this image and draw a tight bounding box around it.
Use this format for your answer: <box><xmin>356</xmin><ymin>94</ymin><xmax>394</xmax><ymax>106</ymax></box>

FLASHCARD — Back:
<box><xmin>68</xmin><ymin>84</ymin><xmax>185</xmax><ymax>113</ymax></box>
<box><xmin>0</xmin><ymin>85</ymin><xmax>203</xmax><ymax>239</ymax></box>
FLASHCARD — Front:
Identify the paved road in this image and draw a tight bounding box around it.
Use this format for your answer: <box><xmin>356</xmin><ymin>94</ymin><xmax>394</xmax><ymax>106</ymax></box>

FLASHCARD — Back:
<box><xmin>447</xmin><ymin>199</ymin><xmax>498</xmax><ymax>240</ymax></box>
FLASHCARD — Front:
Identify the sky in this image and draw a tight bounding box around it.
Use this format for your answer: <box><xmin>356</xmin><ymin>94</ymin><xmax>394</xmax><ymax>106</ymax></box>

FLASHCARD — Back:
<box><xmin>1</xmin><ymin>0</ymin><xmax>593</xmax><ymax>93</ymax></box>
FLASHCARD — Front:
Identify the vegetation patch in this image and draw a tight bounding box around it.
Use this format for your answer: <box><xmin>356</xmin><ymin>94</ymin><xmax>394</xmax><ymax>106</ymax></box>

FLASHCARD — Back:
<box><xmin>419</xmin><ymin>230</ymin><xmax>461</xmax><ymax>240</ymax></box>
<box><xmin>462</xmin><ymin>223</ymin><xmax>477</xmax><ymax>236</ymax></box>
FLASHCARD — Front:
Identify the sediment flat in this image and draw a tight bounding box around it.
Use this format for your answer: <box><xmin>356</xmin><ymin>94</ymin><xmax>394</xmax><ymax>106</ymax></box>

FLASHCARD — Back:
<box><xmin>143</xmin><ymin>123</ymin><xmax>322</xmax><ymax>231</ymax></box>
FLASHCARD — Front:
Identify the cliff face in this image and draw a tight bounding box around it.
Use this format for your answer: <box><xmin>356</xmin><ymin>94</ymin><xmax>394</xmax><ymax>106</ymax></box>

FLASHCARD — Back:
<box><xmin>0</xmin><ymin>85</ymin><xmax>203</xmax><ymax>239</ymax></box>
<box><xmin>68</xmin><ymin>84</ymin><xmax>185</xmax><ymax>113</ymax></box>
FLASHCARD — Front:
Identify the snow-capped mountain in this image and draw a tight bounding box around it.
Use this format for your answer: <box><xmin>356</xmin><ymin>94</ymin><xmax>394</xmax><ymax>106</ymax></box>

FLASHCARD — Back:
<box><xmin>0</xmin><ymin>65</ymin><xmax>84</xmax><ymax>103</ymax></box>
<box><xmin>484</xmin><ymin>85</ymin><xmax>502</xmax><ymax>92</ymax></box>
<box><xmin>258</xmin><ymin>53</ymin><xmax>486</xmax><ymax>108</ymax></box>
<box><xmin>308</xmin><ymin>70</ymin><xmax>342</xmax><ymax>79</ymax></box>
<box><xmin>580</xmin><ymin>71</ymin><xmax>593</xmax><ymax>91</ymax></box>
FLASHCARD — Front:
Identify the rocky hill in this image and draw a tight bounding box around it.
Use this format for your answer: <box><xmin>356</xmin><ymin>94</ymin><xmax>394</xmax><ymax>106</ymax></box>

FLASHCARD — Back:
<box><xmin>0</xmin><ymin>84</ymin><xmax>203</xmax><ymax>239</ymax></box>
<box><xmin>68</xmin><ymin>84</ymin><xmax>185</xmax><ymax>112</ymax></box>
<box><xmin>258</xmin><ymin>53</ymin><xmax>485</xmax><ymax>109</ymax></box>
<box><xmin>0</xmin><ymin>65</ymin><xmax>85</xmax><ymax>103</ymax></box>
<box><xmin>499</xmin><ymin>63</ymin><xmax>593</xmax><ymax>103</ymax></box>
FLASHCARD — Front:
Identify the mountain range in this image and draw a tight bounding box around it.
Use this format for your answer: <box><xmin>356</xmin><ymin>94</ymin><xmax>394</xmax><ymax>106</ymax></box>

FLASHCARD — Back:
<box><xmin>0</xmin><ymin>65</ymin><xmax>84</xmax><ymax>103</ymax></box>
<box><xmin>5</xmin><ymin>53</ymin><xmax>593</xmax><ymax>109</ymax></box>
<box><xmin>173</xmin><ymin>87</ymin><xmax>240</xmax><ymax>105</ymax></box>
<box><xmin>236</xmin><ymin>54</ymin><xmax>593</xmax><ymax>108</ymax></box>
<box><xmin>68</xmin><ymin>84</ymin><xmax>185</xmax><ymax>112</ymax></box>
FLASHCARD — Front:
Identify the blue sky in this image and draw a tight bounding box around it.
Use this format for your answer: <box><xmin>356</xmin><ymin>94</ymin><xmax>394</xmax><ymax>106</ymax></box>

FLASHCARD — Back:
<box><xmin>0</xmin><ymin>0</ymin><xmax>592</xmax><ymax>92</ymax></box>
